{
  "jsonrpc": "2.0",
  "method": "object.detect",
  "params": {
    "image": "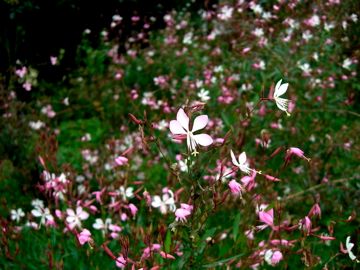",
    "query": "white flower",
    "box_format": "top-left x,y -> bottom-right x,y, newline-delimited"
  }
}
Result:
298,62 -> 312,74
118,186 -> 134,201
350,14 -> 358,23
183,32 -> 193,45
29,120 -> 45,130
93,218 -> 112,231
346,236 -> 359,262
250,4 -> 263,14
10,208 -> 25,223
197,89 -> 210,102
169,108 -> 213,156
342,58 -> 352,70
264,249 -> 273,265
31,207 -> 54,225
230,150 -> 251,174
273,79 -> 290,116
31,199 -> 44,209
253,28 -> 264,37
66,207 -> 89,229
151,190 -> 176,214
218,6 -> 233,21
302,30 -> 313,41
324,22 -> 335,32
